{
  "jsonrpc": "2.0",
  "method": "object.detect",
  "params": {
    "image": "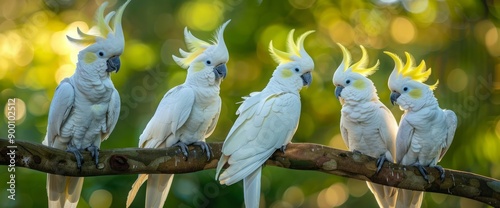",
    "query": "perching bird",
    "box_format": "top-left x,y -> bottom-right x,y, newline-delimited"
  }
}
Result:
126,20 -> 231,208
215,29 -> 314,208
384,51 -> 457,208
42,1 -> 129,207
332,44 -> 398,208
